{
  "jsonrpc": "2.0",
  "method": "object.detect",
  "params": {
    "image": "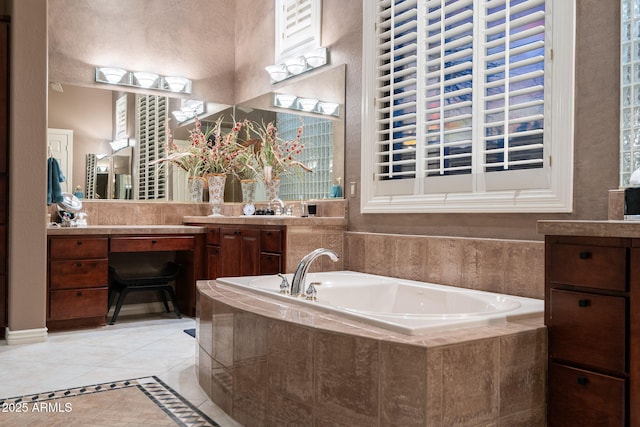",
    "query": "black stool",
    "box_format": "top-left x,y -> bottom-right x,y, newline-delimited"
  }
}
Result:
108,262 -> 182,325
